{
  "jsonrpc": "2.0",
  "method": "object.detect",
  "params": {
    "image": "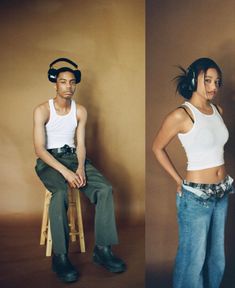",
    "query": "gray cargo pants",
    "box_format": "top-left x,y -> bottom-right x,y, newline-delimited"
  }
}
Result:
35,152 -> 118,254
